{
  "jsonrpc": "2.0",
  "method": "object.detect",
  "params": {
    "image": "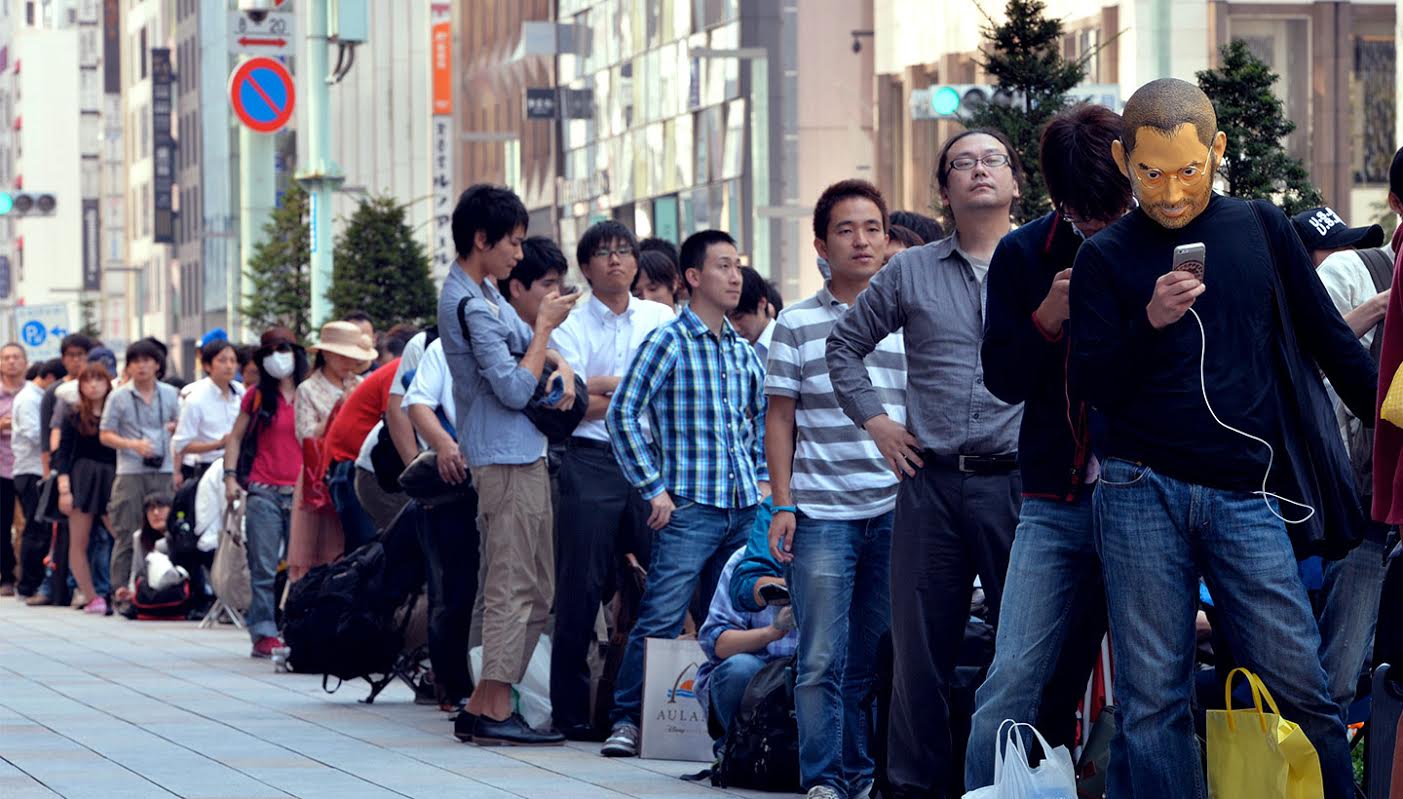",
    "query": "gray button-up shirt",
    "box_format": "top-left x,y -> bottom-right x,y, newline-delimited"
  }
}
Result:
826,236 -> 1022,455
437,264 -> 546,468
100,381 -> 180,475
